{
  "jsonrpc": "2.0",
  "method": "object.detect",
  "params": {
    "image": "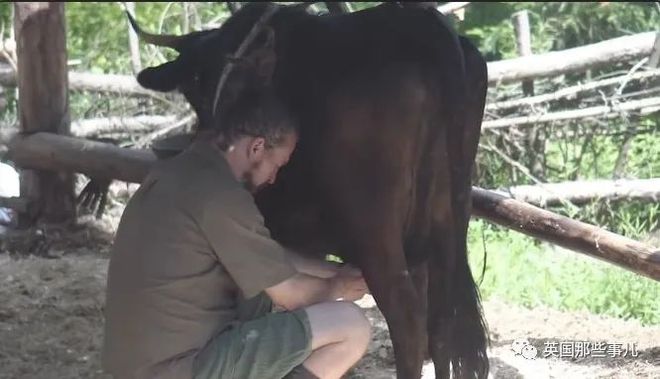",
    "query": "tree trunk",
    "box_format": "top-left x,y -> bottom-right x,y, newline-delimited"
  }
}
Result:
14,2 -> 75,226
